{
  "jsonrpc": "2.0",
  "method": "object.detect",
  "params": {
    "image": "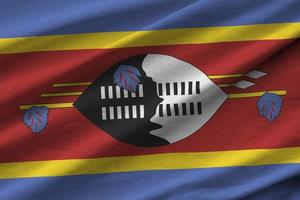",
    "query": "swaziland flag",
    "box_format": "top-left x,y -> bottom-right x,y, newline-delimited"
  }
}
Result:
1,0 -> 300,199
